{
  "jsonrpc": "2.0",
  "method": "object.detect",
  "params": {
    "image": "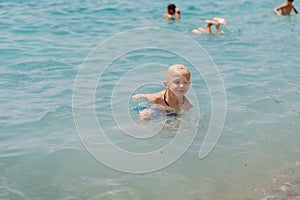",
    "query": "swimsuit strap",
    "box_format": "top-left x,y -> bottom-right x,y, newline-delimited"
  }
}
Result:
163,89 -> 169,107
163,89 -> 185,107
